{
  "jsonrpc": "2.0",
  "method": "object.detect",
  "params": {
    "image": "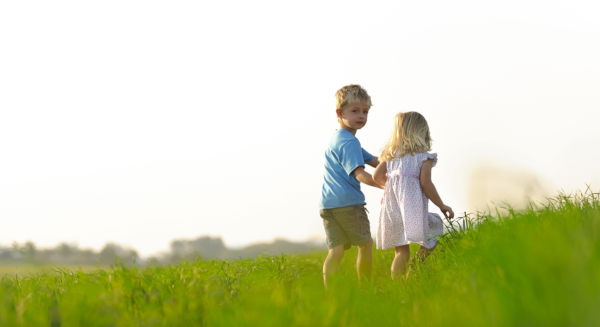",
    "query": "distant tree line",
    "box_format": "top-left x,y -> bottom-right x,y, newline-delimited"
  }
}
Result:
0,241 -> 139,266
1,236 -> 326,266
